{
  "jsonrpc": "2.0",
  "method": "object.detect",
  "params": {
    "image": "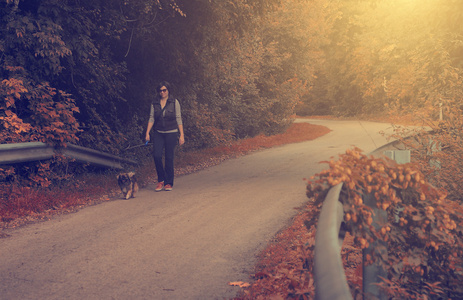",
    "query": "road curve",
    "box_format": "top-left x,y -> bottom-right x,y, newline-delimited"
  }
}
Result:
1,119 -> 397,300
